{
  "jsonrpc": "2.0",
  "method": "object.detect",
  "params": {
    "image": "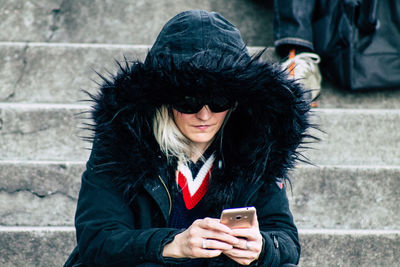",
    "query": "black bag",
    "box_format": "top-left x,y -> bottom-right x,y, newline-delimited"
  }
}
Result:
314,0 -> 400,91
64,246 -> 85,267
